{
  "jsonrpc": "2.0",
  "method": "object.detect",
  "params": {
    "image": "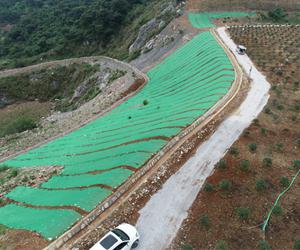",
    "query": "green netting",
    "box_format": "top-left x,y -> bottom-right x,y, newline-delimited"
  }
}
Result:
6,186 -> 112,211
0,204 -> 81,240
189,12 -> 256,29
42,168 -> 133,189
0,31 -> 236,238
